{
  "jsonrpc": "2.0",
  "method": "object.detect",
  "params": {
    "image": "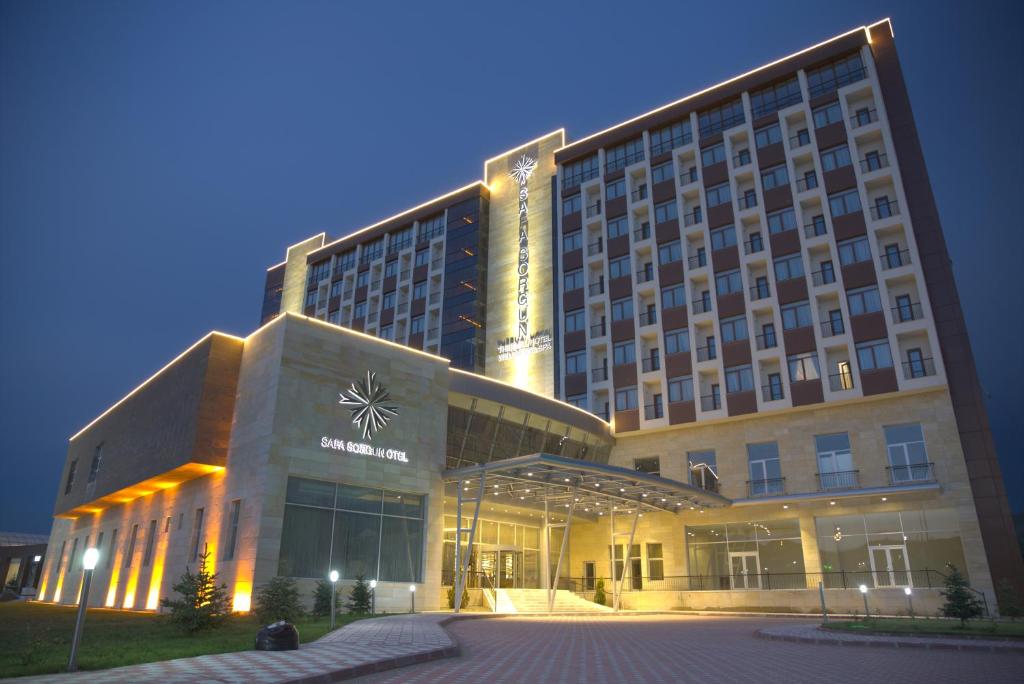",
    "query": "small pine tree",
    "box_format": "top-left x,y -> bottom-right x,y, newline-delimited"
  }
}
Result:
447,584 -> 470,609
593,578 -> 607,606
940,563 -> 983,627
254,576 -> 303,624
347,574 -> 372,614
312,579 -> 340,618
996,578 -> 1022,621
160,548 -> 232,633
